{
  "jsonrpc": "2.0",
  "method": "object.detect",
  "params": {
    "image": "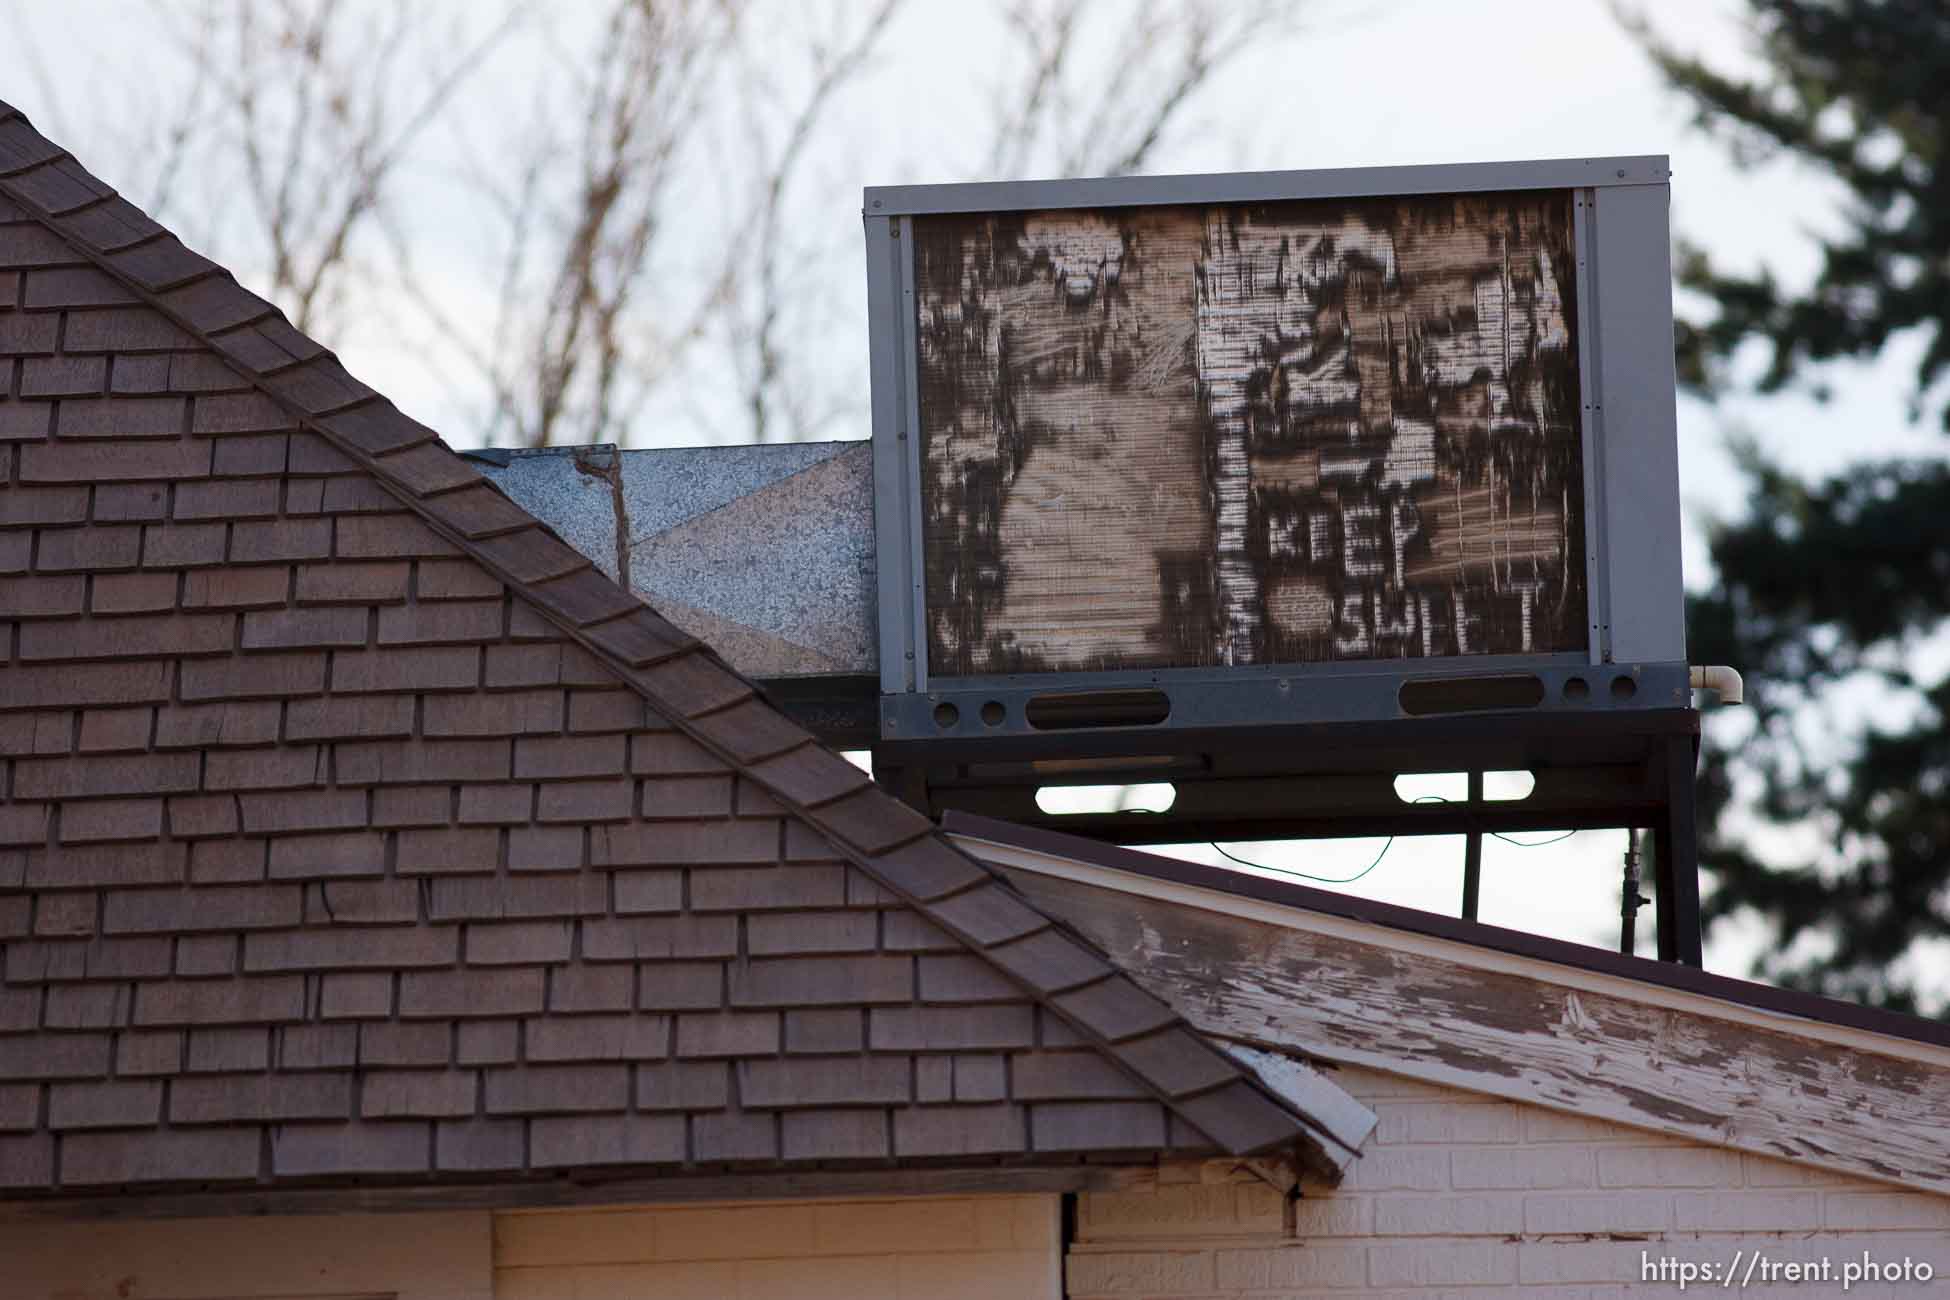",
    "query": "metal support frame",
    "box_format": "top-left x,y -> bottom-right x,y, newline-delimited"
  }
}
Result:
874,708 -> 1704,967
